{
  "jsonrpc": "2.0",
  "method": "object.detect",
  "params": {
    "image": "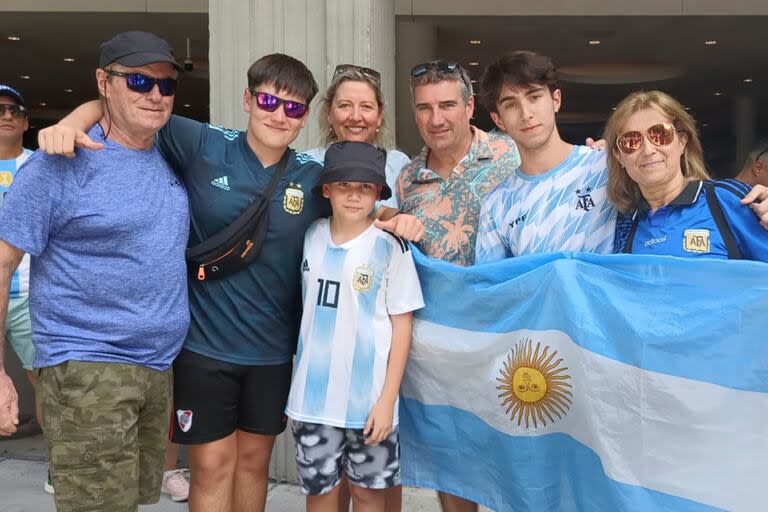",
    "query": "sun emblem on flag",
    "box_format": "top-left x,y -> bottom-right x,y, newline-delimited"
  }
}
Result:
496,338 -> 573,428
